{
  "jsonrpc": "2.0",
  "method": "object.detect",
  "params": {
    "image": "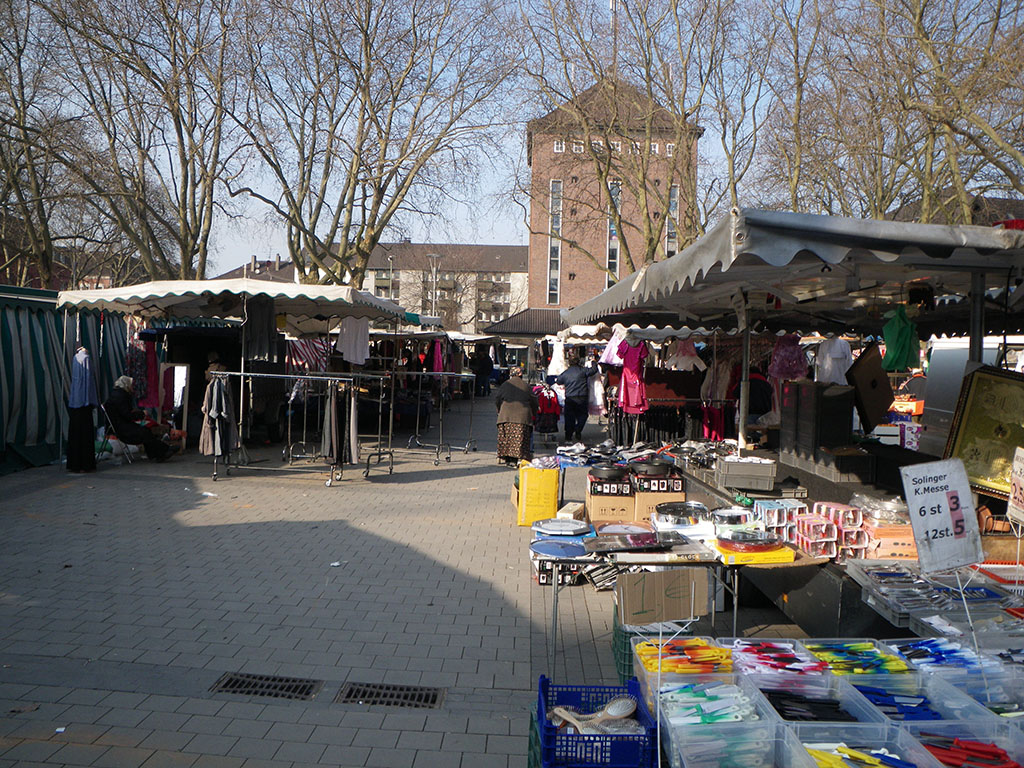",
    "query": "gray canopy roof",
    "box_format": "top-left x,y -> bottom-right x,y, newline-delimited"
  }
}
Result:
564,209 -> 1024,332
